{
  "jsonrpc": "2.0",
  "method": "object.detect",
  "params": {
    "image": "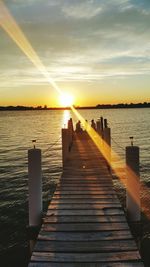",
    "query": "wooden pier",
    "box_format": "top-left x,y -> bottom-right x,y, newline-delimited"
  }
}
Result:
28,131 -> 143,266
